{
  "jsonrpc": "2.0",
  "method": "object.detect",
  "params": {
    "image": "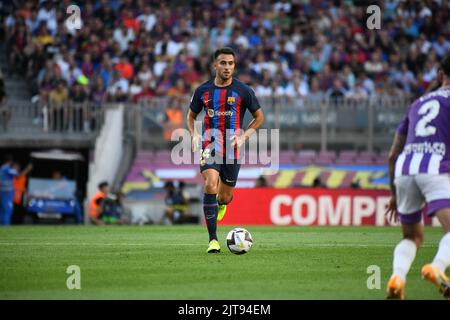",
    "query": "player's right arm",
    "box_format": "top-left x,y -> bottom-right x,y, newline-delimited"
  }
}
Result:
187,88 -> 203,152
186,109 -> 201,152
